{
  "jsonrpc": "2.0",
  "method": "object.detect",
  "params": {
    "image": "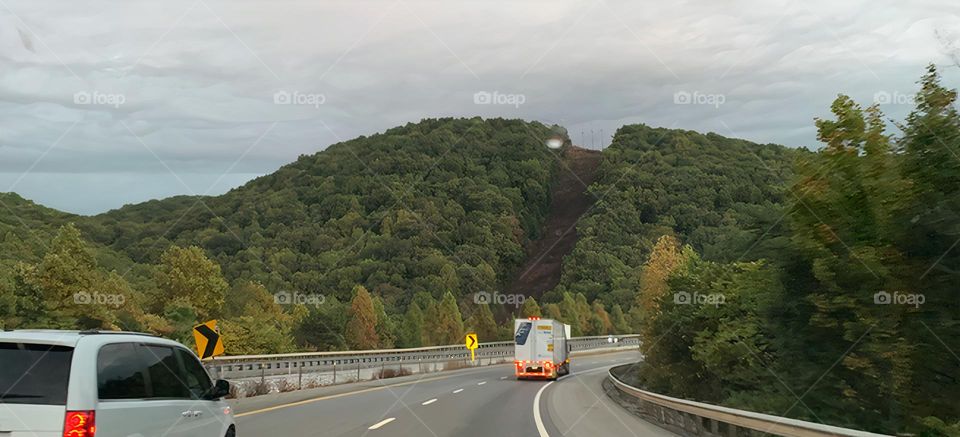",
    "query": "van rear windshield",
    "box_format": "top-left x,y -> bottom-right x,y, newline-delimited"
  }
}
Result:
0,343 -> 73,405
